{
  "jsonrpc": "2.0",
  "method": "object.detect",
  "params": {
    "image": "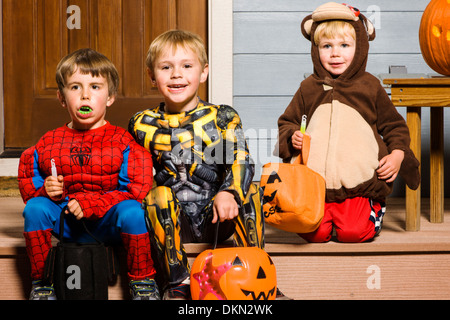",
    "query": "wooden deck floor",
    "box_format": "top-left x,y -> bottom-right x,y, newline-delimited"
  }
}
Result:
1,196 -> 450,300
